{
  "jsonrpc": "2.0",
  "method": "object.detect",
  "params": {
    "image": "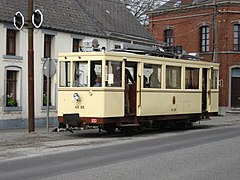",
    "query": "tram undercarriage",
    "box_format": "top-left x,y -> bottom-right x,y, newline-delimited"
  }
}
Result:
58,112 -> 205,134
